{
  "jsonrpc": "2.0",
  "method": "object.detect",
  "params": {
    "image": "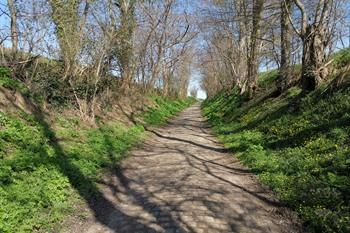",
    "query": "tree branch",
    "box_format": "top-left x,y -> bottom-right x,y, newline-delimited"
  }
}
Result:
293,0 -> 307,35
